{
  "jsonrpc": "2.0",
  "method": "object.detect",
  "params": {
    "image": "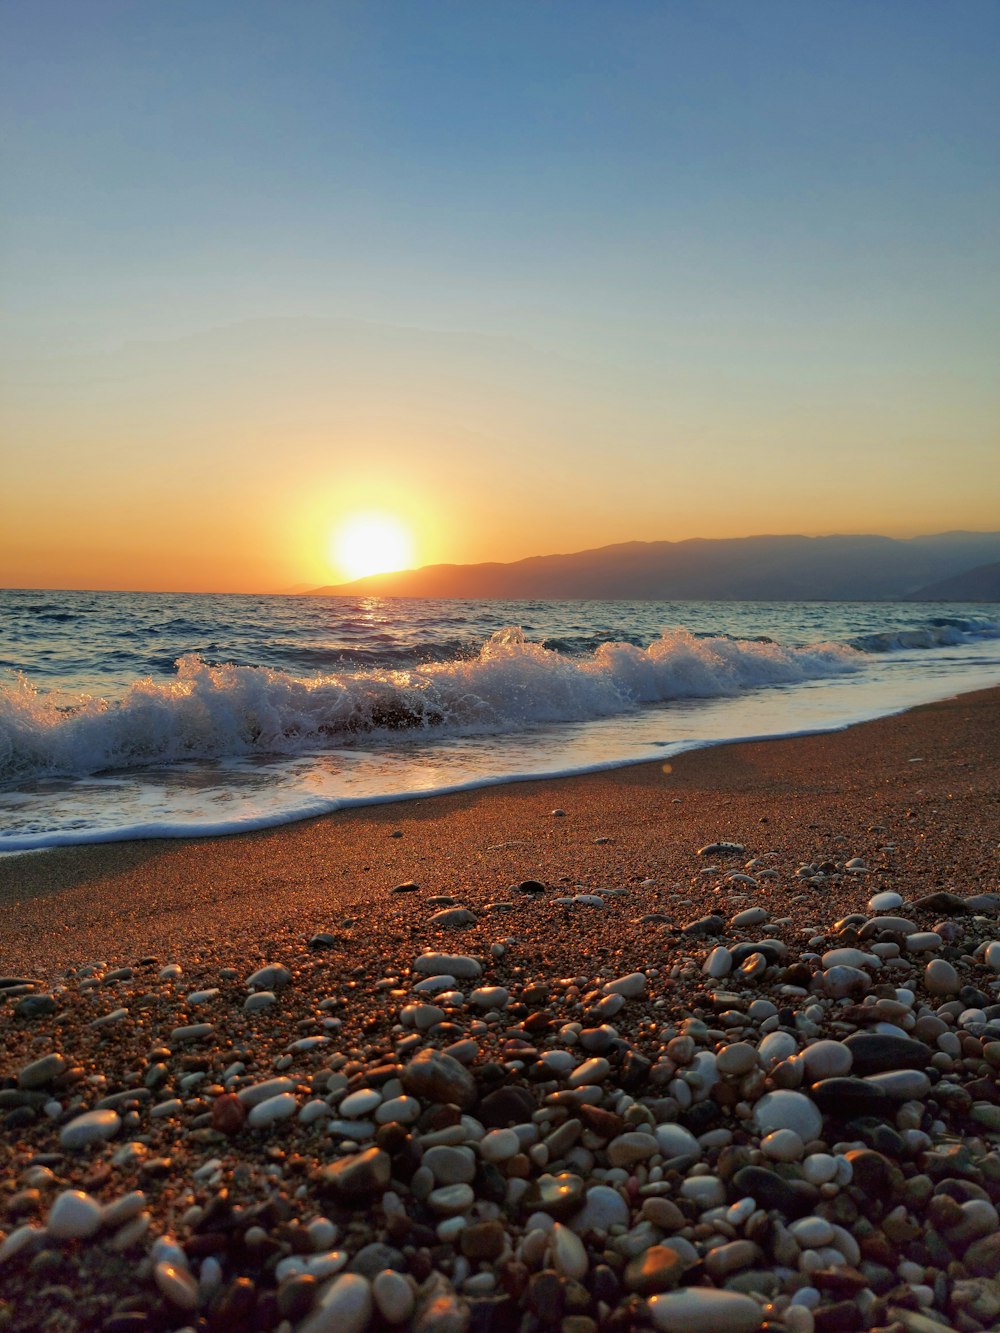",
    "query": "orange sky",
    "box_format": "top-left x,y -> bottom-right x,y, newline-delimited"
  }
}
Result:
3,6 -> 998,593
